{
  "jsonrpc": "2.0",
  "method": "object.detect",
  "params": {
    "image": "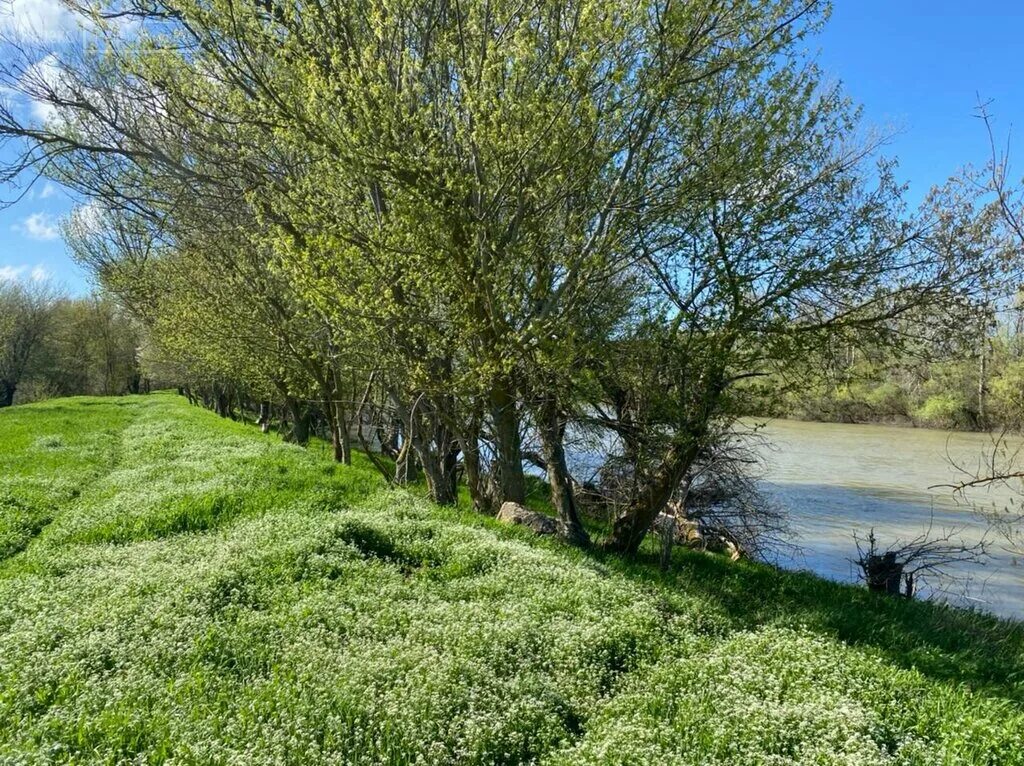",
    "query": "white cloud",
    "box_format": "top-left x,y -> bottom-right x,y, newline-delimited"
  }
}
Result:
38,180 -> 58,199
0,0 -> 84,43
12,211 -> 60,240
20,53 -> 64,123
69,199 -> 104,234
0,263 -> 53,282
